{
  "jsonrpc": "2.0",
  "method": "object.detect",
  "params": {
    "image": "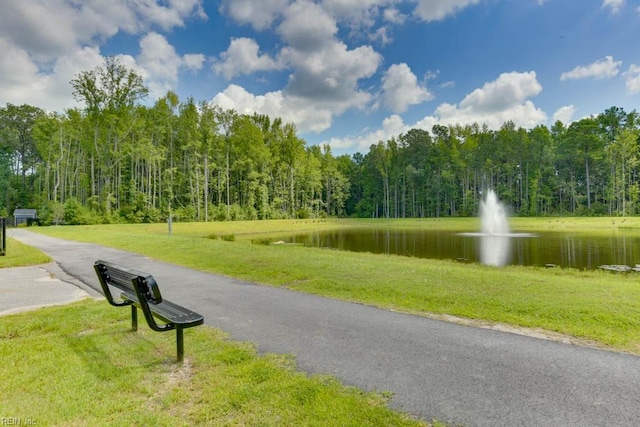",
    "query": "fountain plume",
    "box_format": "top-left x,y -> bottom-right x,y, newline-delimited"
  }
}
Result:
480,190 -> 509,235
458,190 -> 534,266
478,189 -> 510,266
